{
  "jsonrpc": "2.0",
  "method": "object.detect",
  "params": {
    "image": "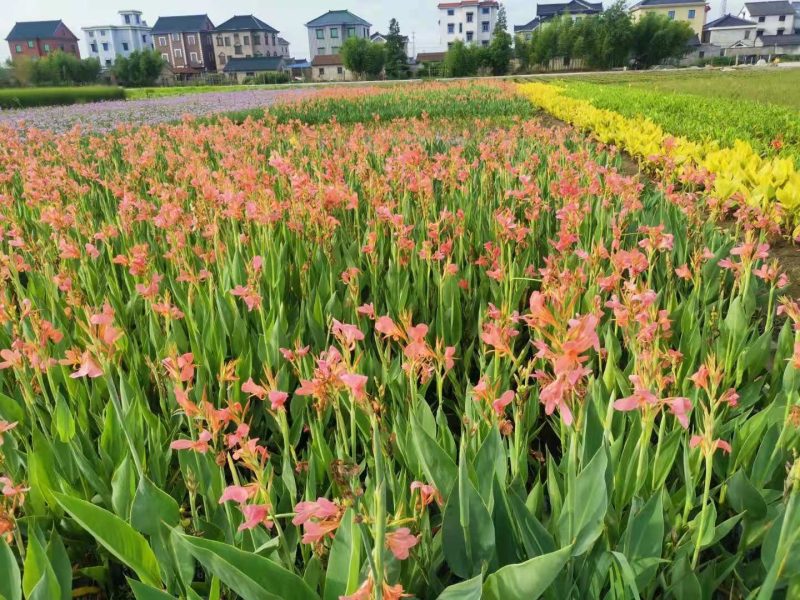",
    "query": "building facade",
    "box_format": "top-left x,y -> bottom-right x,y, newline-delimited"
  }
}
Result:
311,54 -> 352,81
514,1 -> 603,38
305,10 -> 371,59
6,20 -> 80,59
629,0 -> 709,35
738,1 -> 796,37
438,1 -> 499,48
222,56 -> 288,82
82,10 -> 153,69
212,15 -> 284,71
151,15 -> 216,76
